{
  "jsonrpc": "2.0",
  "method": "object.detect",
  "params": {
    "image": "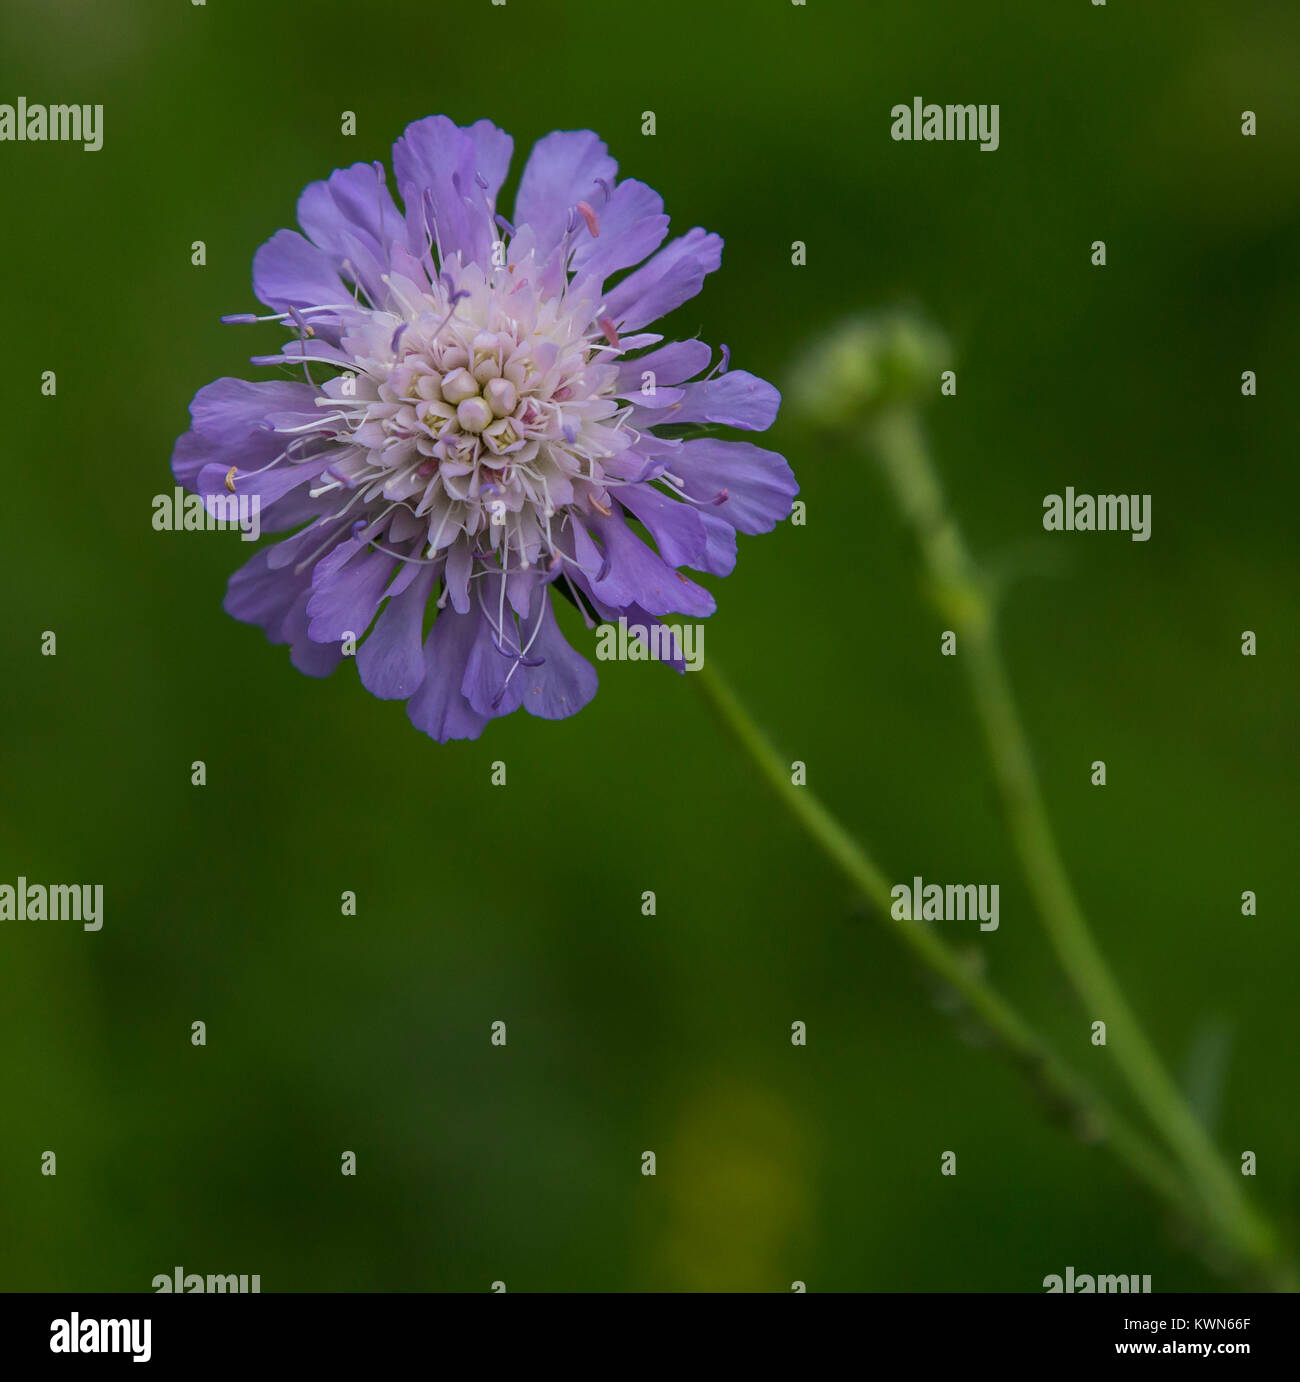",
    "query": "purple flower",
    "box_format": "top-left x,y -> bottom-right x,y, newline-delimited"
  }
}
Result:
173,116 -> 797,741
